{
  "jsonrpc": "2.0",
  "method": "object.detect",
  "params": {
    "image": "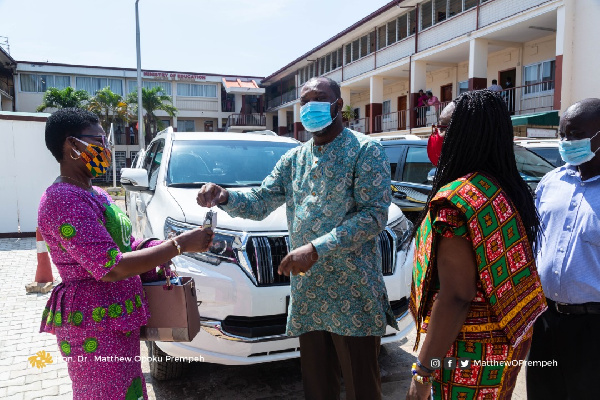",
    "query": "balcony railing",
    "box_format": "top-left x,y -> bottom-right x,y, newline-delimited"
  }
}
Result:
226,113 -> 266,128
501,81 -> 554,116
374,110 -> 408,133
267,89 -> 298,110
344,117 -> 370,134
